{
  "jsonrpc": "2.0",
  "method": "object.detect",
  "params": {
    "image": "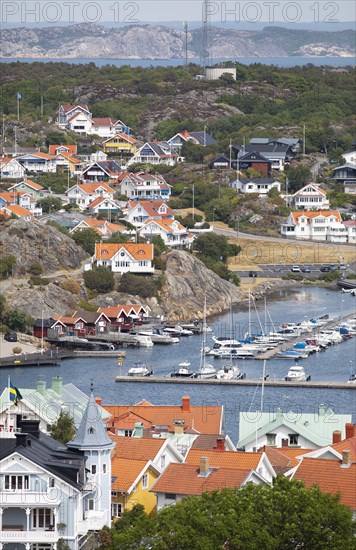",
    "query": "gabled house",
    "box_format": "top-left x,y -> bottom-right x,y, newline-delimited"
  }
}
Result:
343,220 -> 356,243
123,199 -> 174,228
210,155 -> 231,169
93,242 -> 154,274
127,141 -> 179,167
57,103 -> 92,128
66,111 -> 93,135
104,396 -> 225,437
237,405 -> 352,452
66,182 -> 115,208
48,144 -> 78,156
103,132 -> 138,157
0,190 -> 42,217
91,118 -> 125,139
49,311 -> 112,337
168,130 -> 216,150
8,179 -> 44,198
250,137 -> 301,153
287,183 -> 330,210
87,196 -> 122,215
280,210 -> 347,242
232,177 -> 281,196
232,144 -> 293,171
232,150 -> 272,176
151,457 -> 267,510
16,152 -> 58,173
118,171 -> 172,200
1,204 -> 33,220
0,155 -> 26,179
97,304 -> 150,331
81,160 -> 121,182
55,151 -> 84,176
70,218 -> 127,238
138,218 -> 193,248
